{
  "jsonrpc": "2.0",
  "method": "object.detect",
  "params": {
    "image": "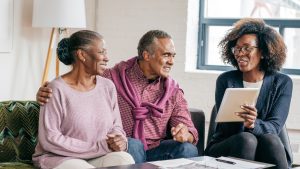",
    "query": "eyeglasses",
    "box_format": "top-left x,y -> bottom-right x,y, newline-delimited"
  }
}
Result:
231,46 -> 258,55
